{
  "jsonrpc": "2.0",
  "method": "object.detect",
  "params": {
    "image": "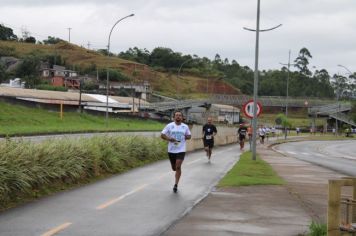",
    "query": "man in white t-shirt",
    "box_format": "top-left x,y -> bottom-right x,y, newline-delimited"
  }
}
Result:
161,111 -> 192,193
